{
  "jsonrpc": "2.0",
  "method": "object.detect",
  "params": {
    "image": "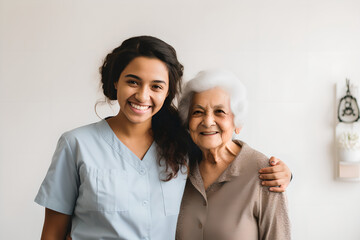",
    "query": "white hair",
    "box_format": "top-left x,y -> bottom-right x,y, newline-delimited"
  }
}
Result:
178,69 -> 248,128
